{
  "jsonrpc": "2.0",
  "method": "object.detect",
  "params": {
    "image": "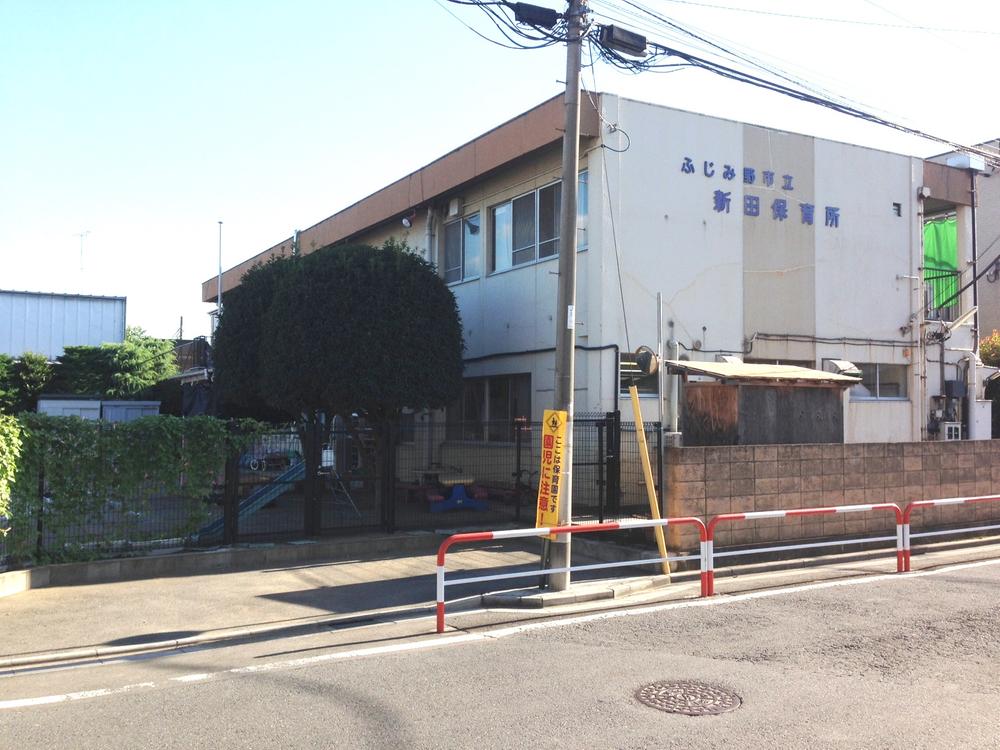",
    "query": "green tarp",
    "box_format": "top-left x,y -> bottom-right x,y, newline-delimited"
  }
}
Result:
924,217 -> 958,309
